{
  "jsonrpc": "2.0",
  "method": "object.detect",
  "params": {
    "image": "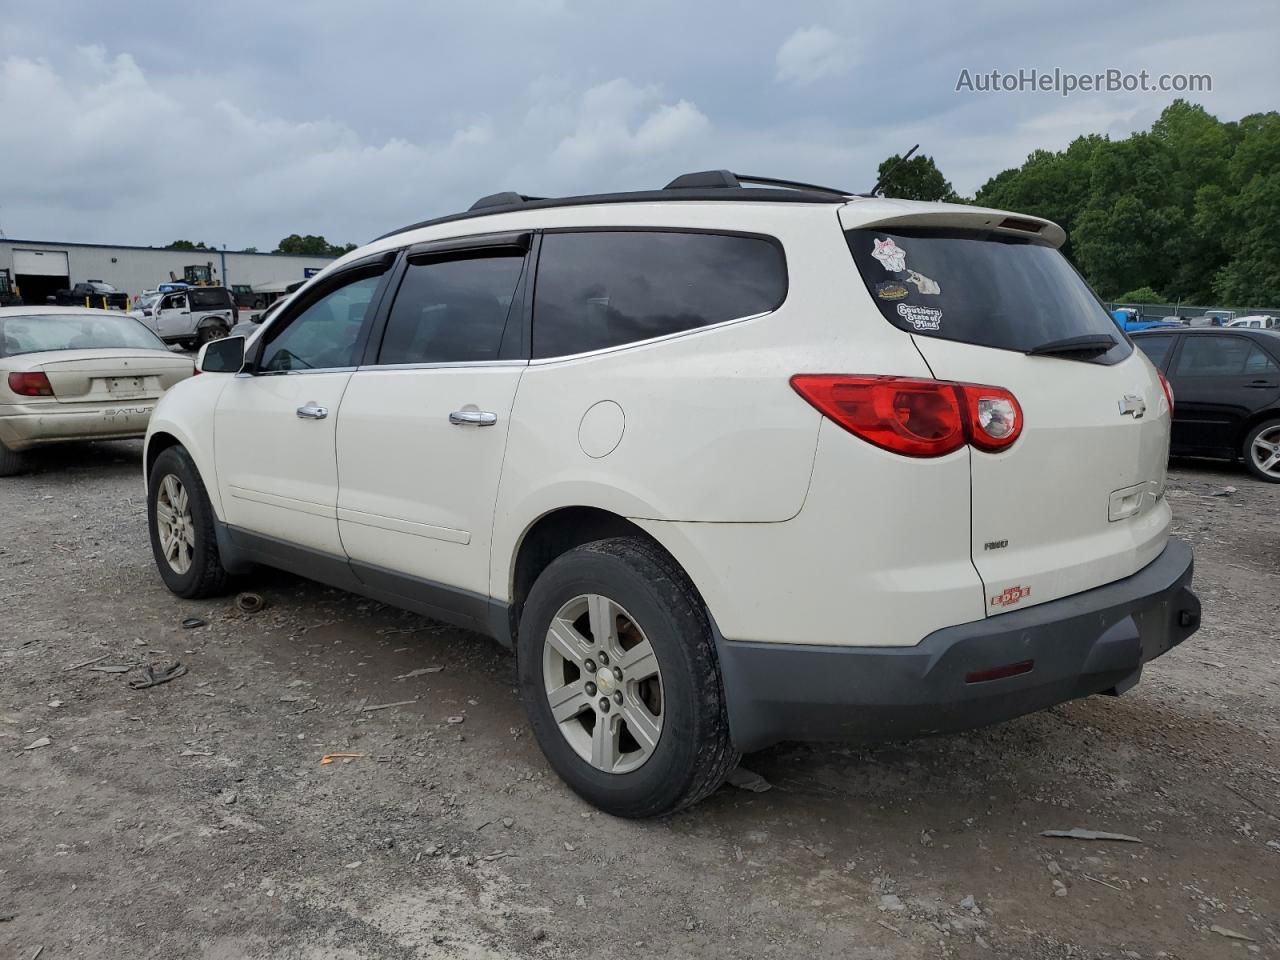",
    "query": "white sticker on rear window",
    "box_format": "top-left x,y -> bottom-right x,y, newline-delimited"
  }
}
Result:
897,303 -> 942,331
906,270 -> 941,295
871,237 -> 907,273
